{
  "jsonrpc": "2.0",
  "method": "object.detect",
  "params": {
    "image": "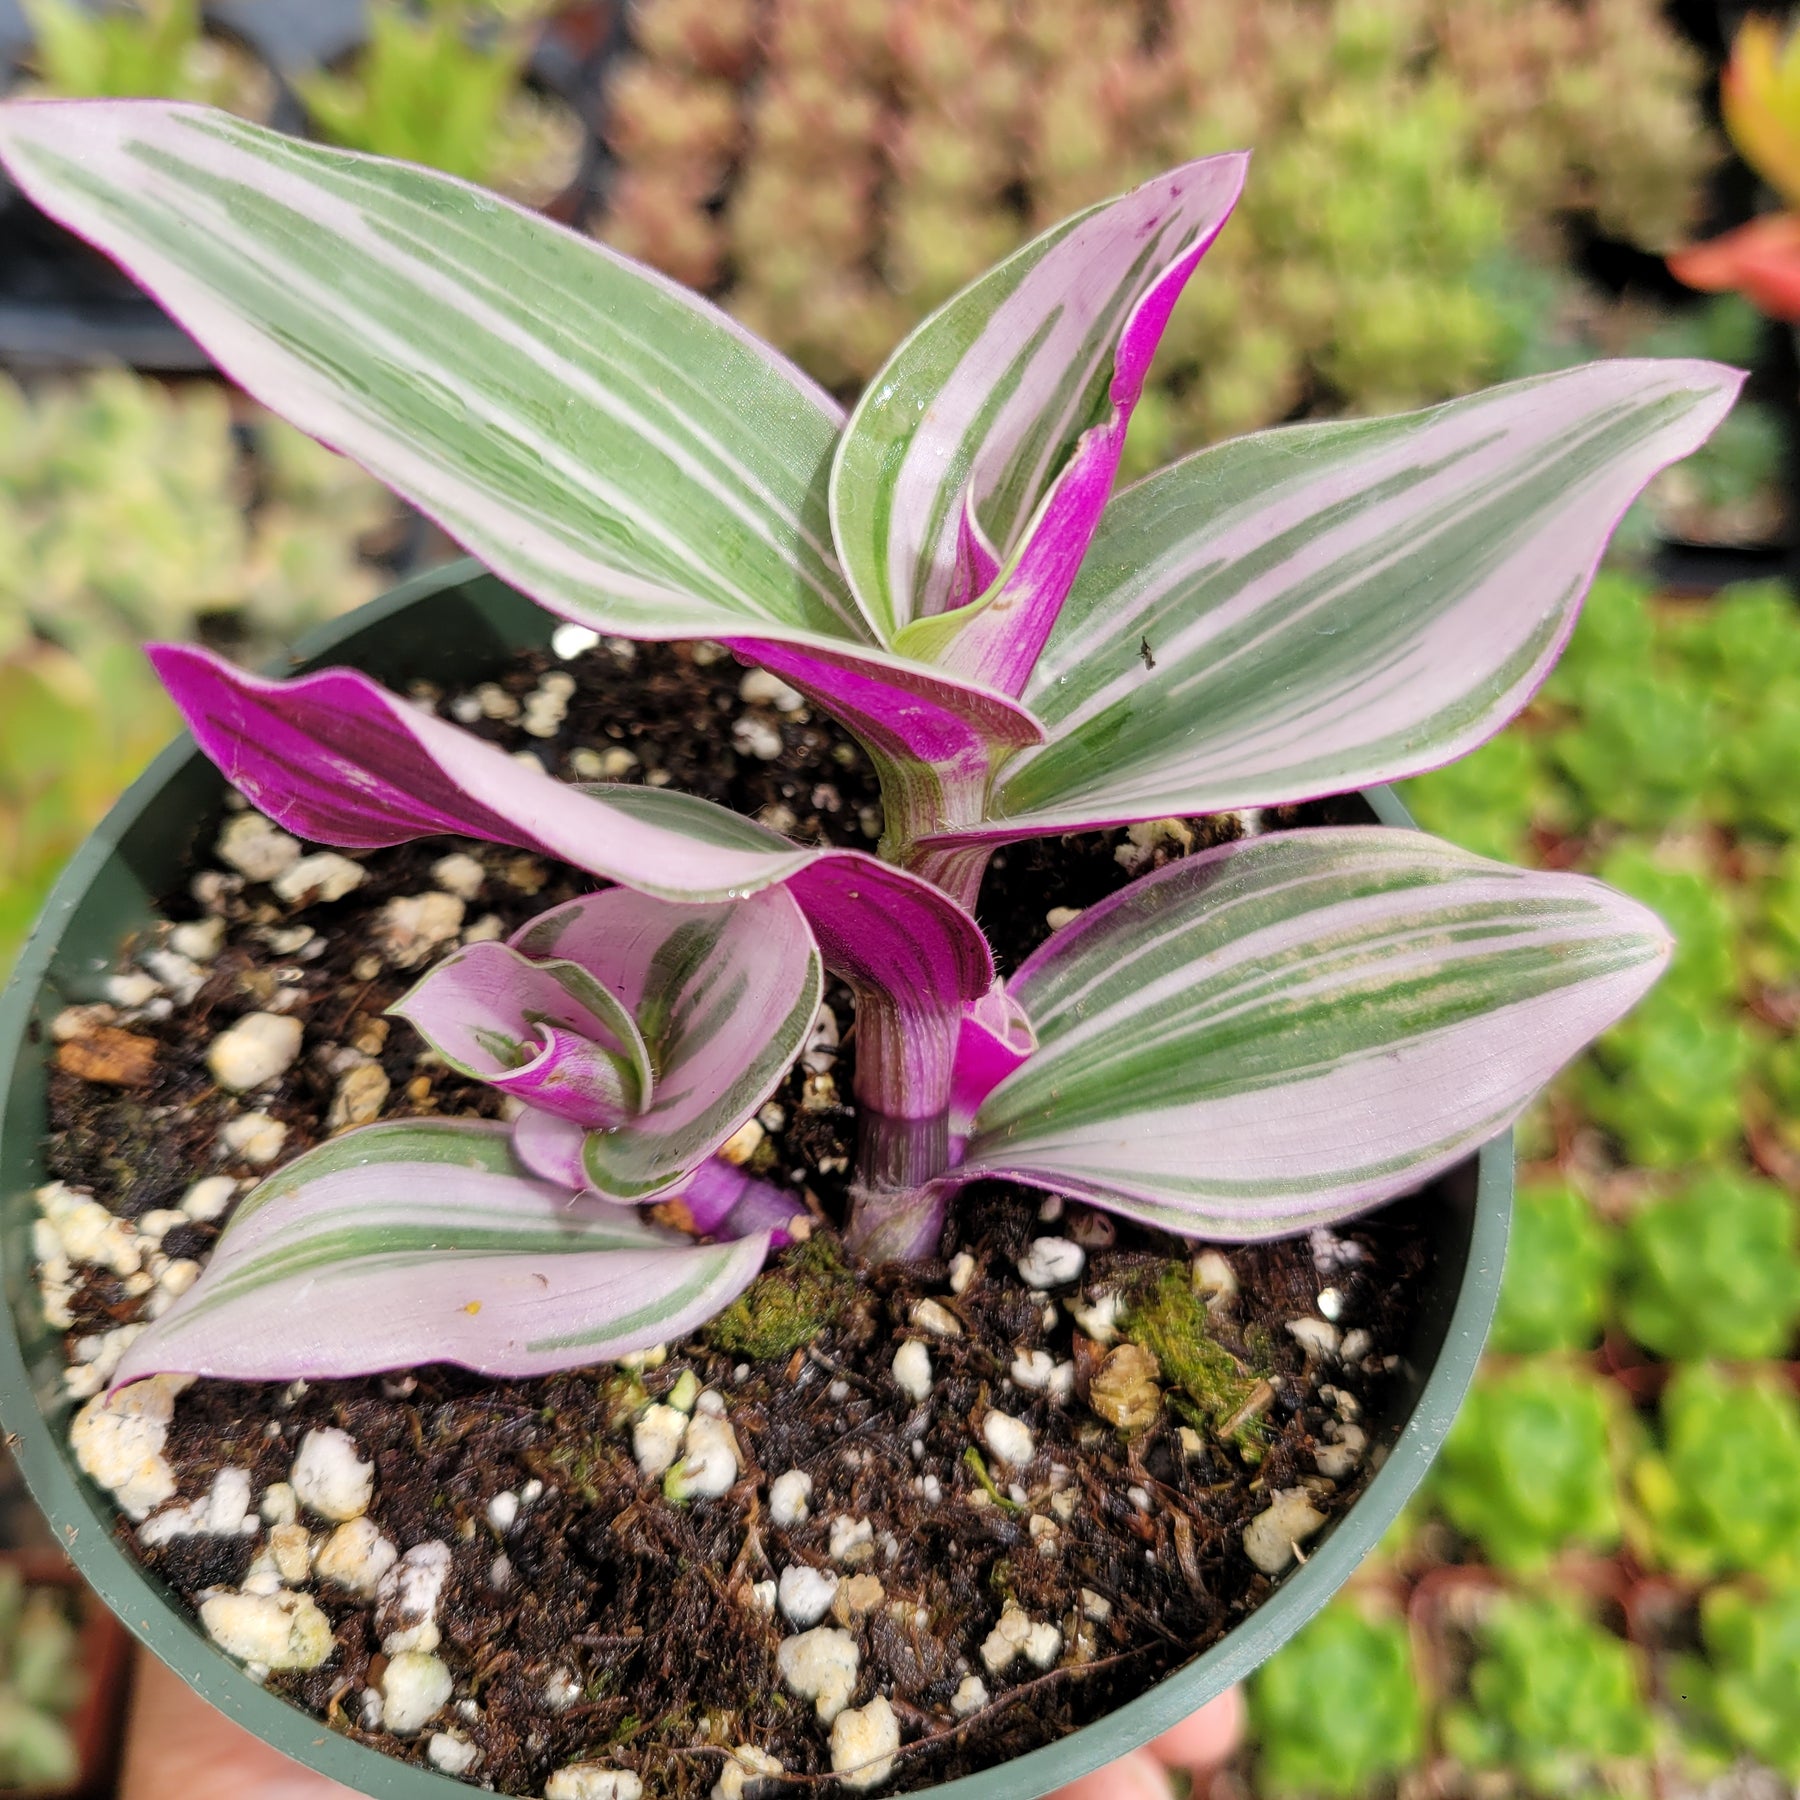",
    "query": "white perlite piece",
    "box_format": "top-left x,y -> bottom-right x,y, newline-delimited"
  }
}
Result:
738,669 -> 806,711
201,1590 -> 333,1671
952,1675 -> 989,1718
70,1375 -> 189,1520
379,892 -> 466,968
891,1340 -> 932,1402
37,1182 -> 140,1275
427,1734 -> 479,1776
328,1063 -> 390,1132
258,1480 -> 298,1526
1067,1291 -> 1122,1345
138,1468 -> 254,1546
777,1565 -> 839,1627
272,852 -> 366,906
712,1745 -> 783,1800
667,1412 -> 739,1500
982,1411 -> 1035,1469
207,1012 -> 303,1093
1044,906 -> 1083,932
217,811 -> 300,883
829,1515 -> 874,1565
911,1299 -> 961,1338
217,1112 -> 287,1165
1286,1317 -> 1341,1360
1011,1349 -> 1055,1391
1193,1251 -> 1238,1307
732,716 -> 783,761
1243,1490 -> 1329,1576
431,853 -> 486,900
777,1626 -> 860,1723
545,1770 -> 643,1800
634,1404 -> 688,1478
551,622 -> 601,660
831,1695 -> 900,1790
1016,1237 -> 1085,1288
314,1517 -> 399,1597
487,1491 -> 520,1533
769,1469 -> 812,1528
290,1427 -> 374,1521
64,1324 -> 145,1400
270,1524 -> 312,1586
981,1602 -> 1061,1675
169,916 -> 225,962
182,1176 -> 239,1222
379,1541 -> 454,1654
381,1651 -> 453,1735
948,1251 -> 976,1294
1314,1424 -> 1369,1482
